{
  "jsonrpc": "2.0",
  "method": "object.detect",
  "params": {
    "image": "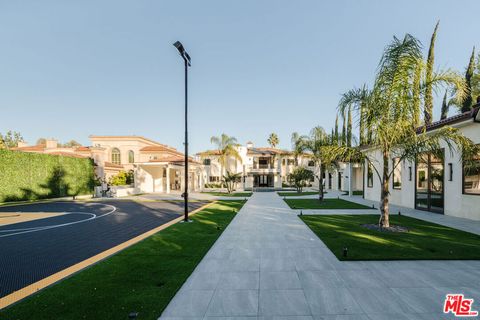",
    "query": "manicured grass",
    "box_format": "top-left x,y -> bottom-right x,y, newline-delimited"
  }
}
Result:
300,214 -> 480,260
277,191 -> 326,197
284,198 -> 370,209
0,200 -> 245,320
202,191 -> 252,197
